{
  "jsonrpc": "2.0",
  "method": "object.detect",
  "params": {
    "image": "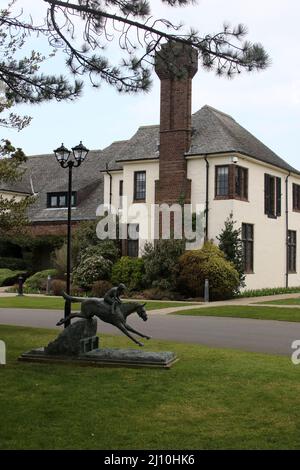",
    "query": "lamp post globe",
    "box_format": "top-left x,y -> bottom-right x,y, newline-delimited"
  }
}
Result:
53,141 -> 89,327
